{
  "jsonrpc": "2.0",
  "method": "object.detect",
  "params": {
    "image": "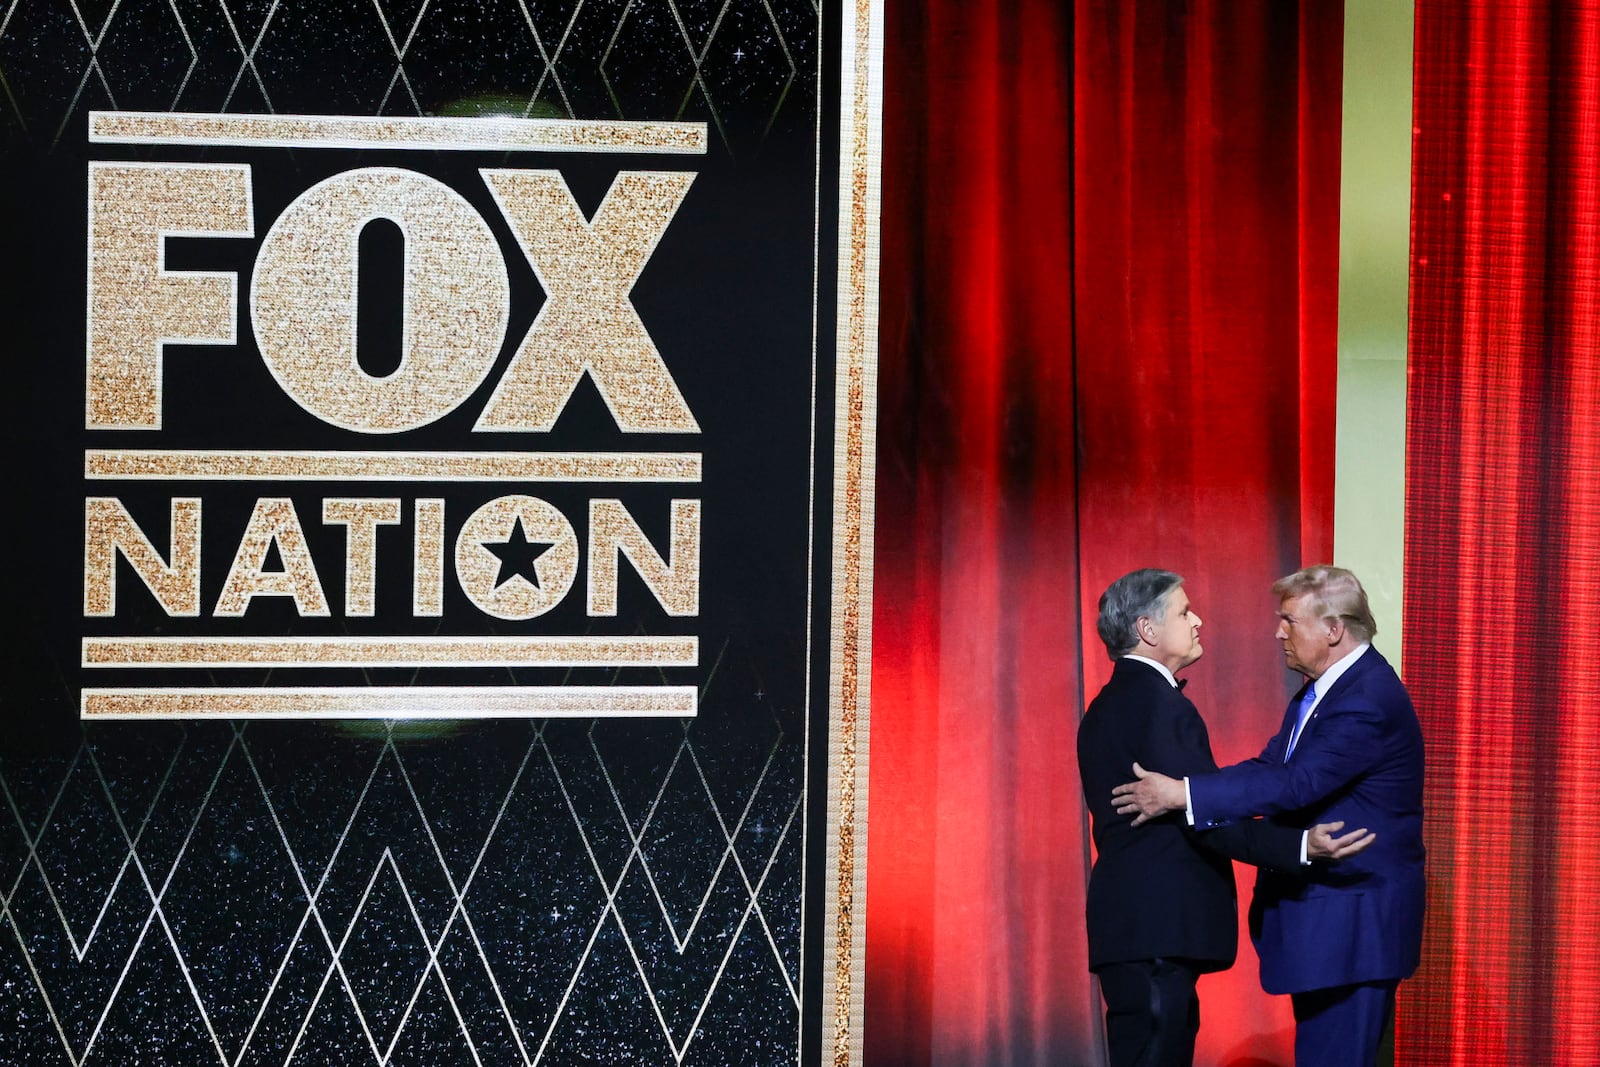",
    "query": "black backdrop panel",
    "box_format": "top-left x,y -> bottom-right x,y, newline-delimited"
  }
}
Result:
0,3 -> 843,1064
